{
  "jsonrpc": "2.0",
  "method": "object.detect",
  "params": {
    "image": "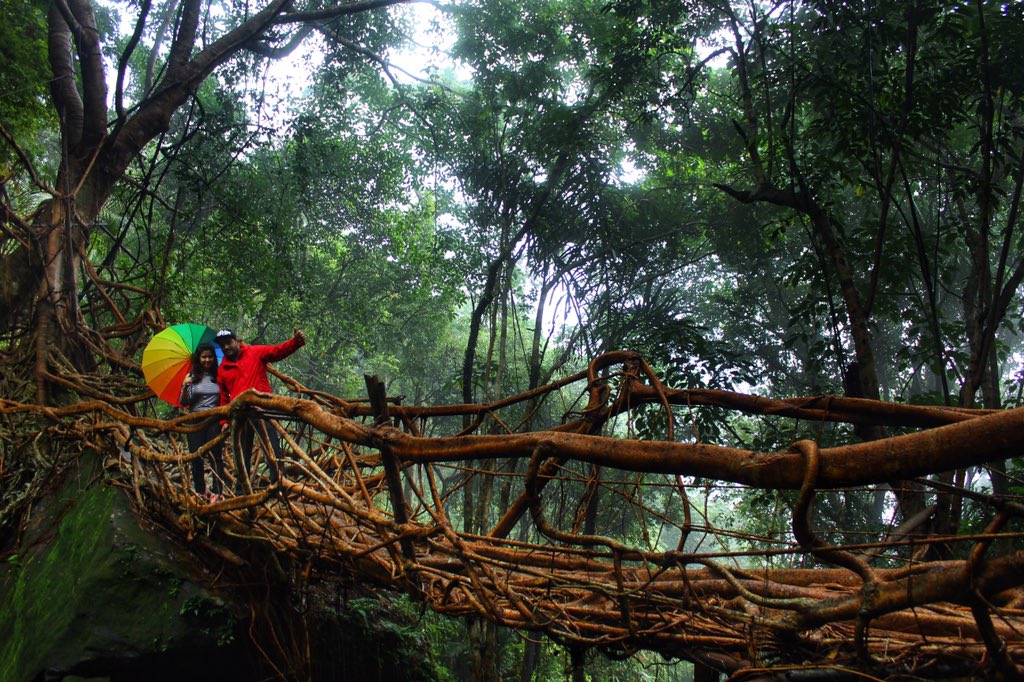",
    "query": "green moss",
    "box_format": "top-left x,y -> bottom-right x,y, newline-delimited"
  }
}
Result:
0,471 -> 234,682
0,483 -> 116,682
